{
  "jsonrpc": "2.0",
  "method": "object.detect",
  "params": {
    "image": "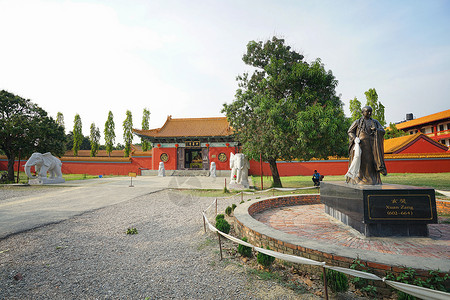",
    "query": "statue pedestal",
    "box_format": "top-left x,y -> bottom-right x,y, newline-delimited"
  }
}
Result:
28,178 -> 65,185
229,182 -> 249,190
320,182 -> 437,237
